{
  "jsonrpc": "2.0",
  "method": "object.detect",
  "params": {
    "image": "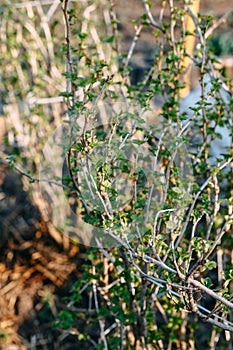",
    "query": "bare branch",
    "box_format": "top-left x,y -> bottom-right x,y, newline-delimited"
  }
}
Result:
205,6 -> 233,39
142,0 -> 165,32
